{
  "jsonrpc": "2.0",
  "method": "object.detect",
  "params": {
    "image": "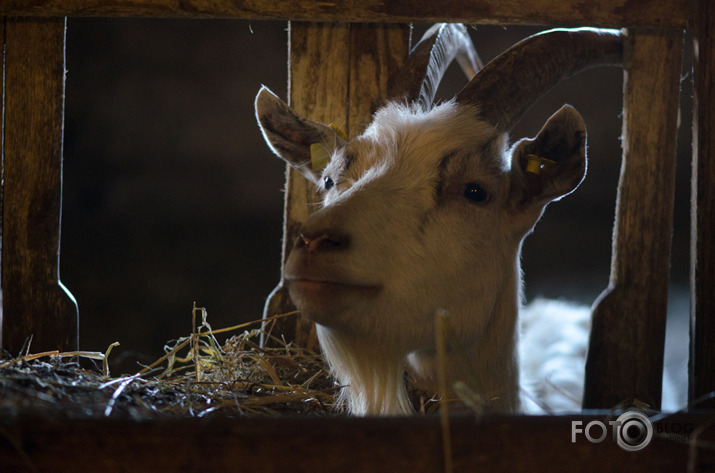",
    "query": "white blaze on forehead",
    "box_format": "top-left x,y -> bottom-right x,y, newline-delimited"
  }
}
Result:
340,101 -> 504,184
